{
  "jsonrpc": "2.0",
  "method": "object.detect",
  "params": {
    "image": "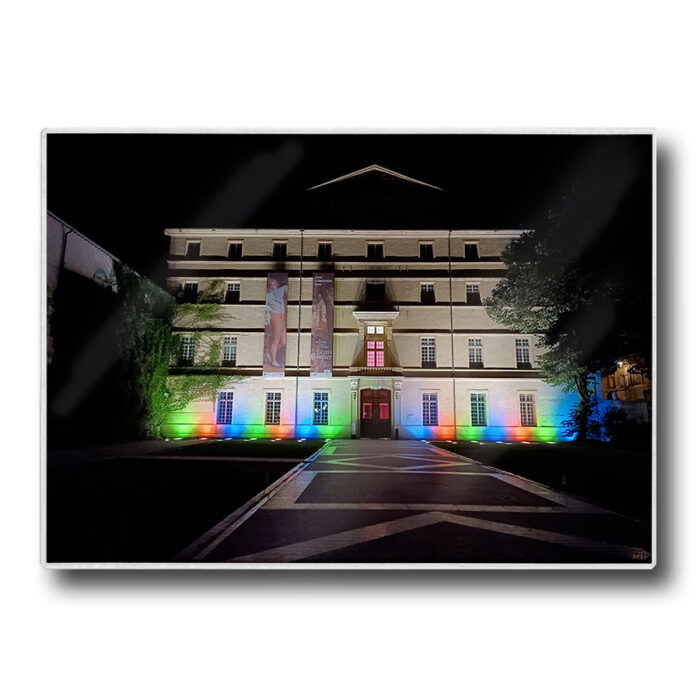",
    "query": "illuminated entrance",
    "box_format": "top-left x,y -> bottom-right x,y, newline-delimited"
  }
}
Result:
360,388 -> 392,438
